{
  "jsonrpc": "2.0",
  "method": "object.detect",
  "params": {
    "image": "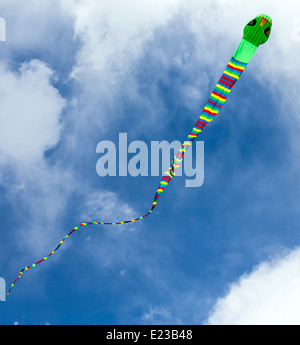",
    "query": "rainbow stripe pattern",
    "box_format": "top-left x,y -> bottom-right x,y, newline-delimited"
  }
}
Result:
6,57 -> 247,297
152,57 -> 247,207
